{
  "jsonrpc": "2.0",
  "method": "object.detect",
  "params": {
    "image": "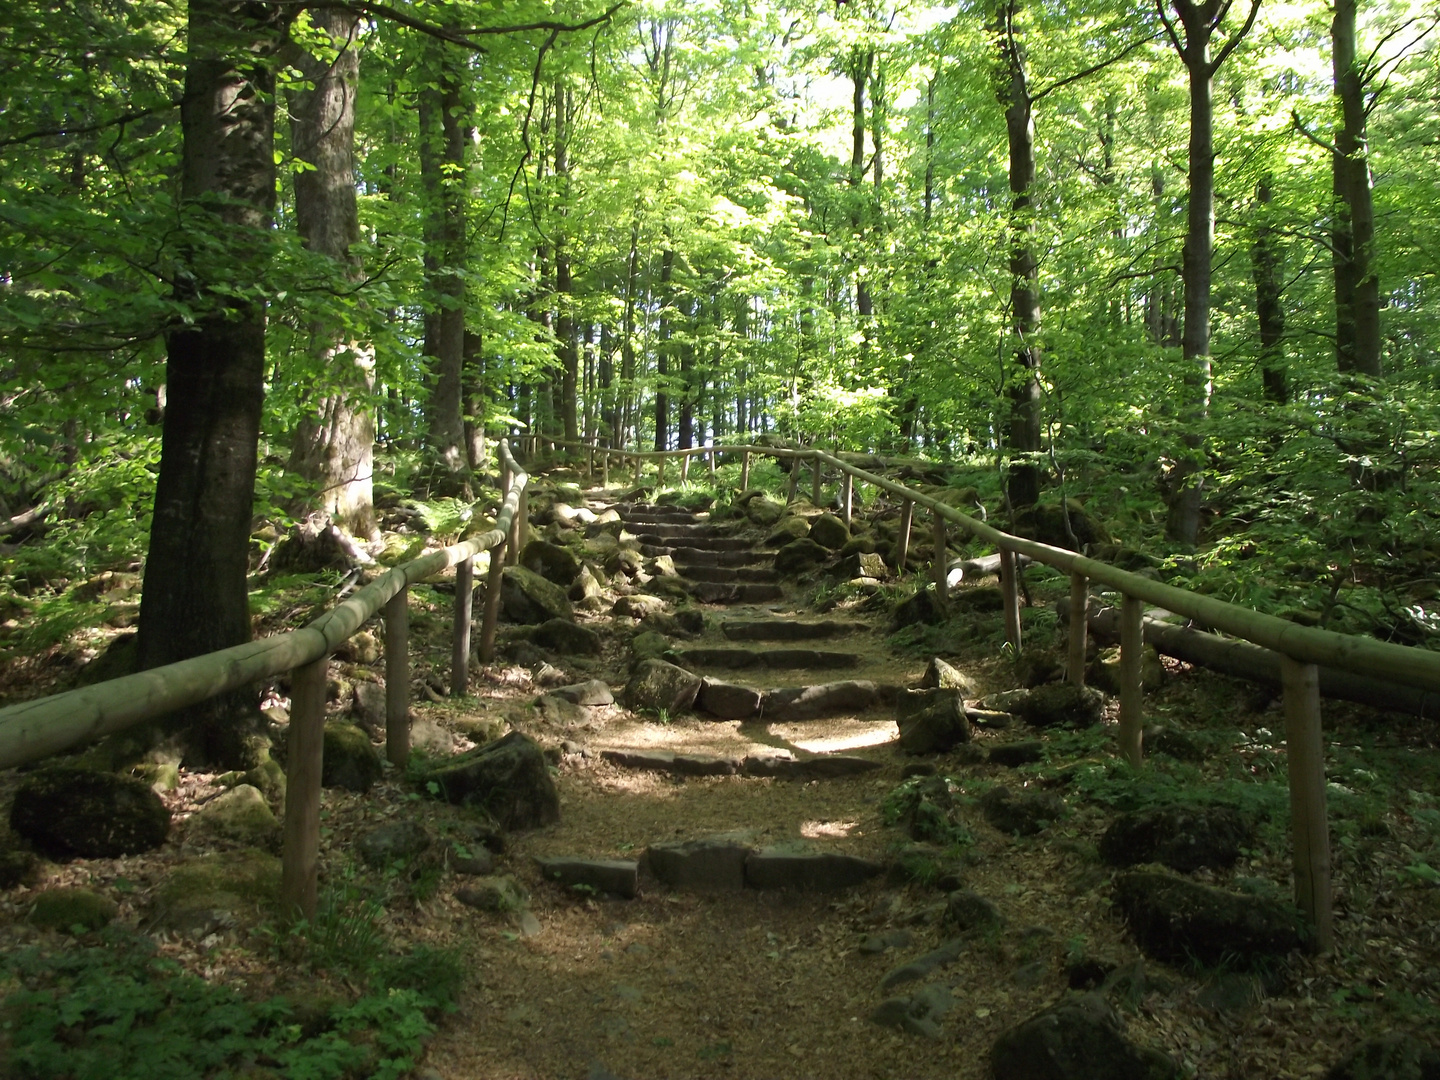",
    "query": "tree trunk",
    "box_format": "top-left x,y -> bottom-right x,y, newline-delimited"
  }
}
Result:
287,7 -> 375,537
654,247 -> 674,452
417,43 -> 469,492
996,0 -> 1042,510
1251,175 -> 1288,404
137,0 -> 286,769
620,214 -> 640,447
1332,0 -> 1382,378
553,81 -> 579,441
